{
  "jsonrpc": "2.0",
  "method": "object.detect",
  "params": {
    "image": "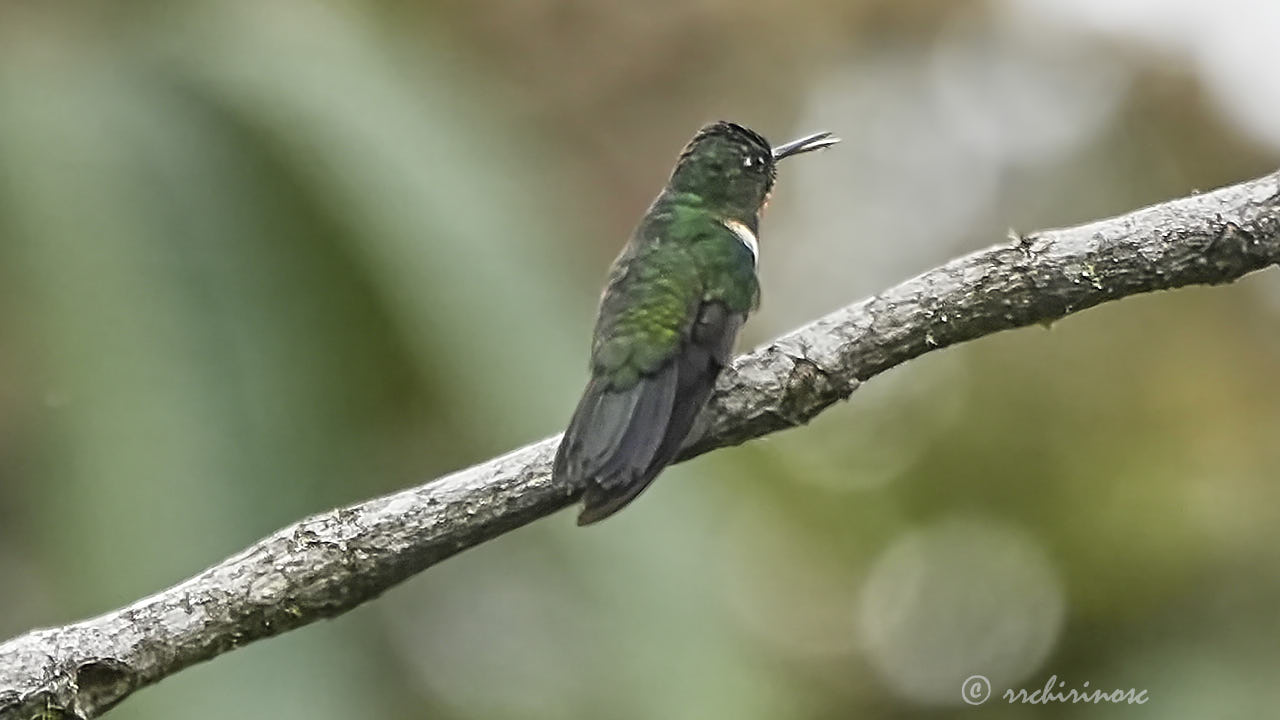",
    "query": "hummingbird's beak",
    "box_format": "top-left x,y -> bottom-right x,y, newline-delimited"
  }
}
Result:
771,131 -> 840,160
